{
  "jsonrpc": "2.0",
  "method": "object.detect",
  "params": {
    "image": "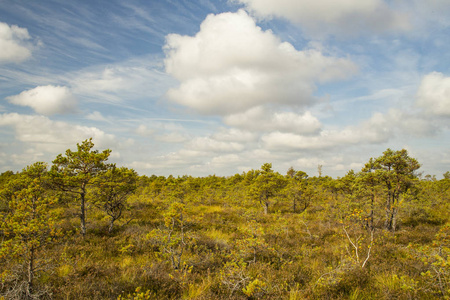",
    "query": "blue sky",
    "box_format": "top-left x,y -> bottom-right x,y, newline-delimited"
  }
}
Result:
1,0 -> 449,178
